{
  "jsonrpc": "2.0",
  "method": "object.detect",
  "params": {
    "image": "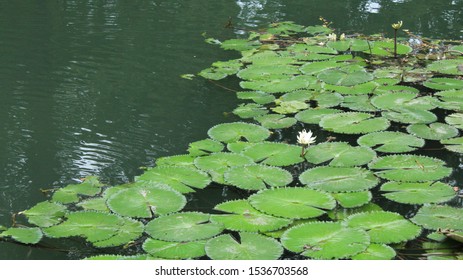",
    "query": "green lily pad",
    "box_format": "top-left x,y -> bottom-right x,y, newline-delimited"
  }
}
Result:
237,64 -> 300,80
240,75 -> 315,93
351,244 -> 396,260
221,39 -> 260,51
332,191 -> 372,208
198,68 -> 227,80
205,232 -> 283,260
281,221 -> 370,259
345,211 -> 421,244
135,166 -> 211,194
324,81 -> 377,95
382,108 -> 437,124
373,85 -> 419,95
0,227 -> 43,244
436,90 -> 463,111
295,108 -> 343,124
76,197 -> 109,212
441,137 -> 463,153
255,114 -> 297,129
242,142 -> 304,166
327,203 -> 383,221
249,188 -> 336,219
226,141 -> 256,154
272,100 -> 308,114
145,212 -> 223,242
211,199 -> 291,232
312,92 -> 344,108
380,181 -> 456,204
368,155 -> 452,182
224,164 -> 293,190
142,239 -> 206,259
233,103 -> 268,119
304,142 -> 376,167
320,112 -> 390,134
445,113 -> 463,130
107,183 -> 186,218
423,78 -> 463,90
43,211 -> 144,248
406,123 -> 459,140
20,201 -> 67,228
84,254 -> 156,260
194,152 -> 254,184
299,166 -> 379,193
366,41 -> 412,56
411,205 -> 463,231
155,154 -> 196,167
300,60 -> 342,75
187,139 -> 224,156
427,59 -> 463,75
208,122 -> 270,143
340,95 -> 379,112
371,92 -> 436,111
317,66 -> 373,86
236,91 -> 275,104
357,131 -> 425,153
52,176 -> 103,204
